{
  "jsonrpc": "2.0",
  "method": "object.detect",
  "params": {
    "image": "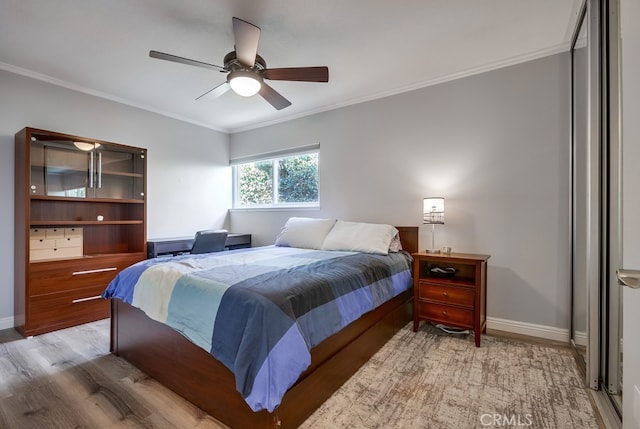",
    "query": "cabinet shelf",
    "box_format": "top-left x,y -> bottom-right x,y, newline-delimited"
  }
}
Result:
29,251 -> 147,264
31,195 -> 144,204
31,163 -> 144,178
30,198 -> 145,224
30,220 -> 144,226
101,170 -> 144,178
